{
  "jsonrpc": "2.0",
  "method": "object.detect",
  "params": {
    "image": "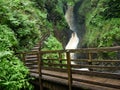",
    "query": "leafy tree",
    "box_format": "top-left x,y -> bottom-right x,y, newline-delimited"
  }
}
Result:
84,0 -> 120,47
